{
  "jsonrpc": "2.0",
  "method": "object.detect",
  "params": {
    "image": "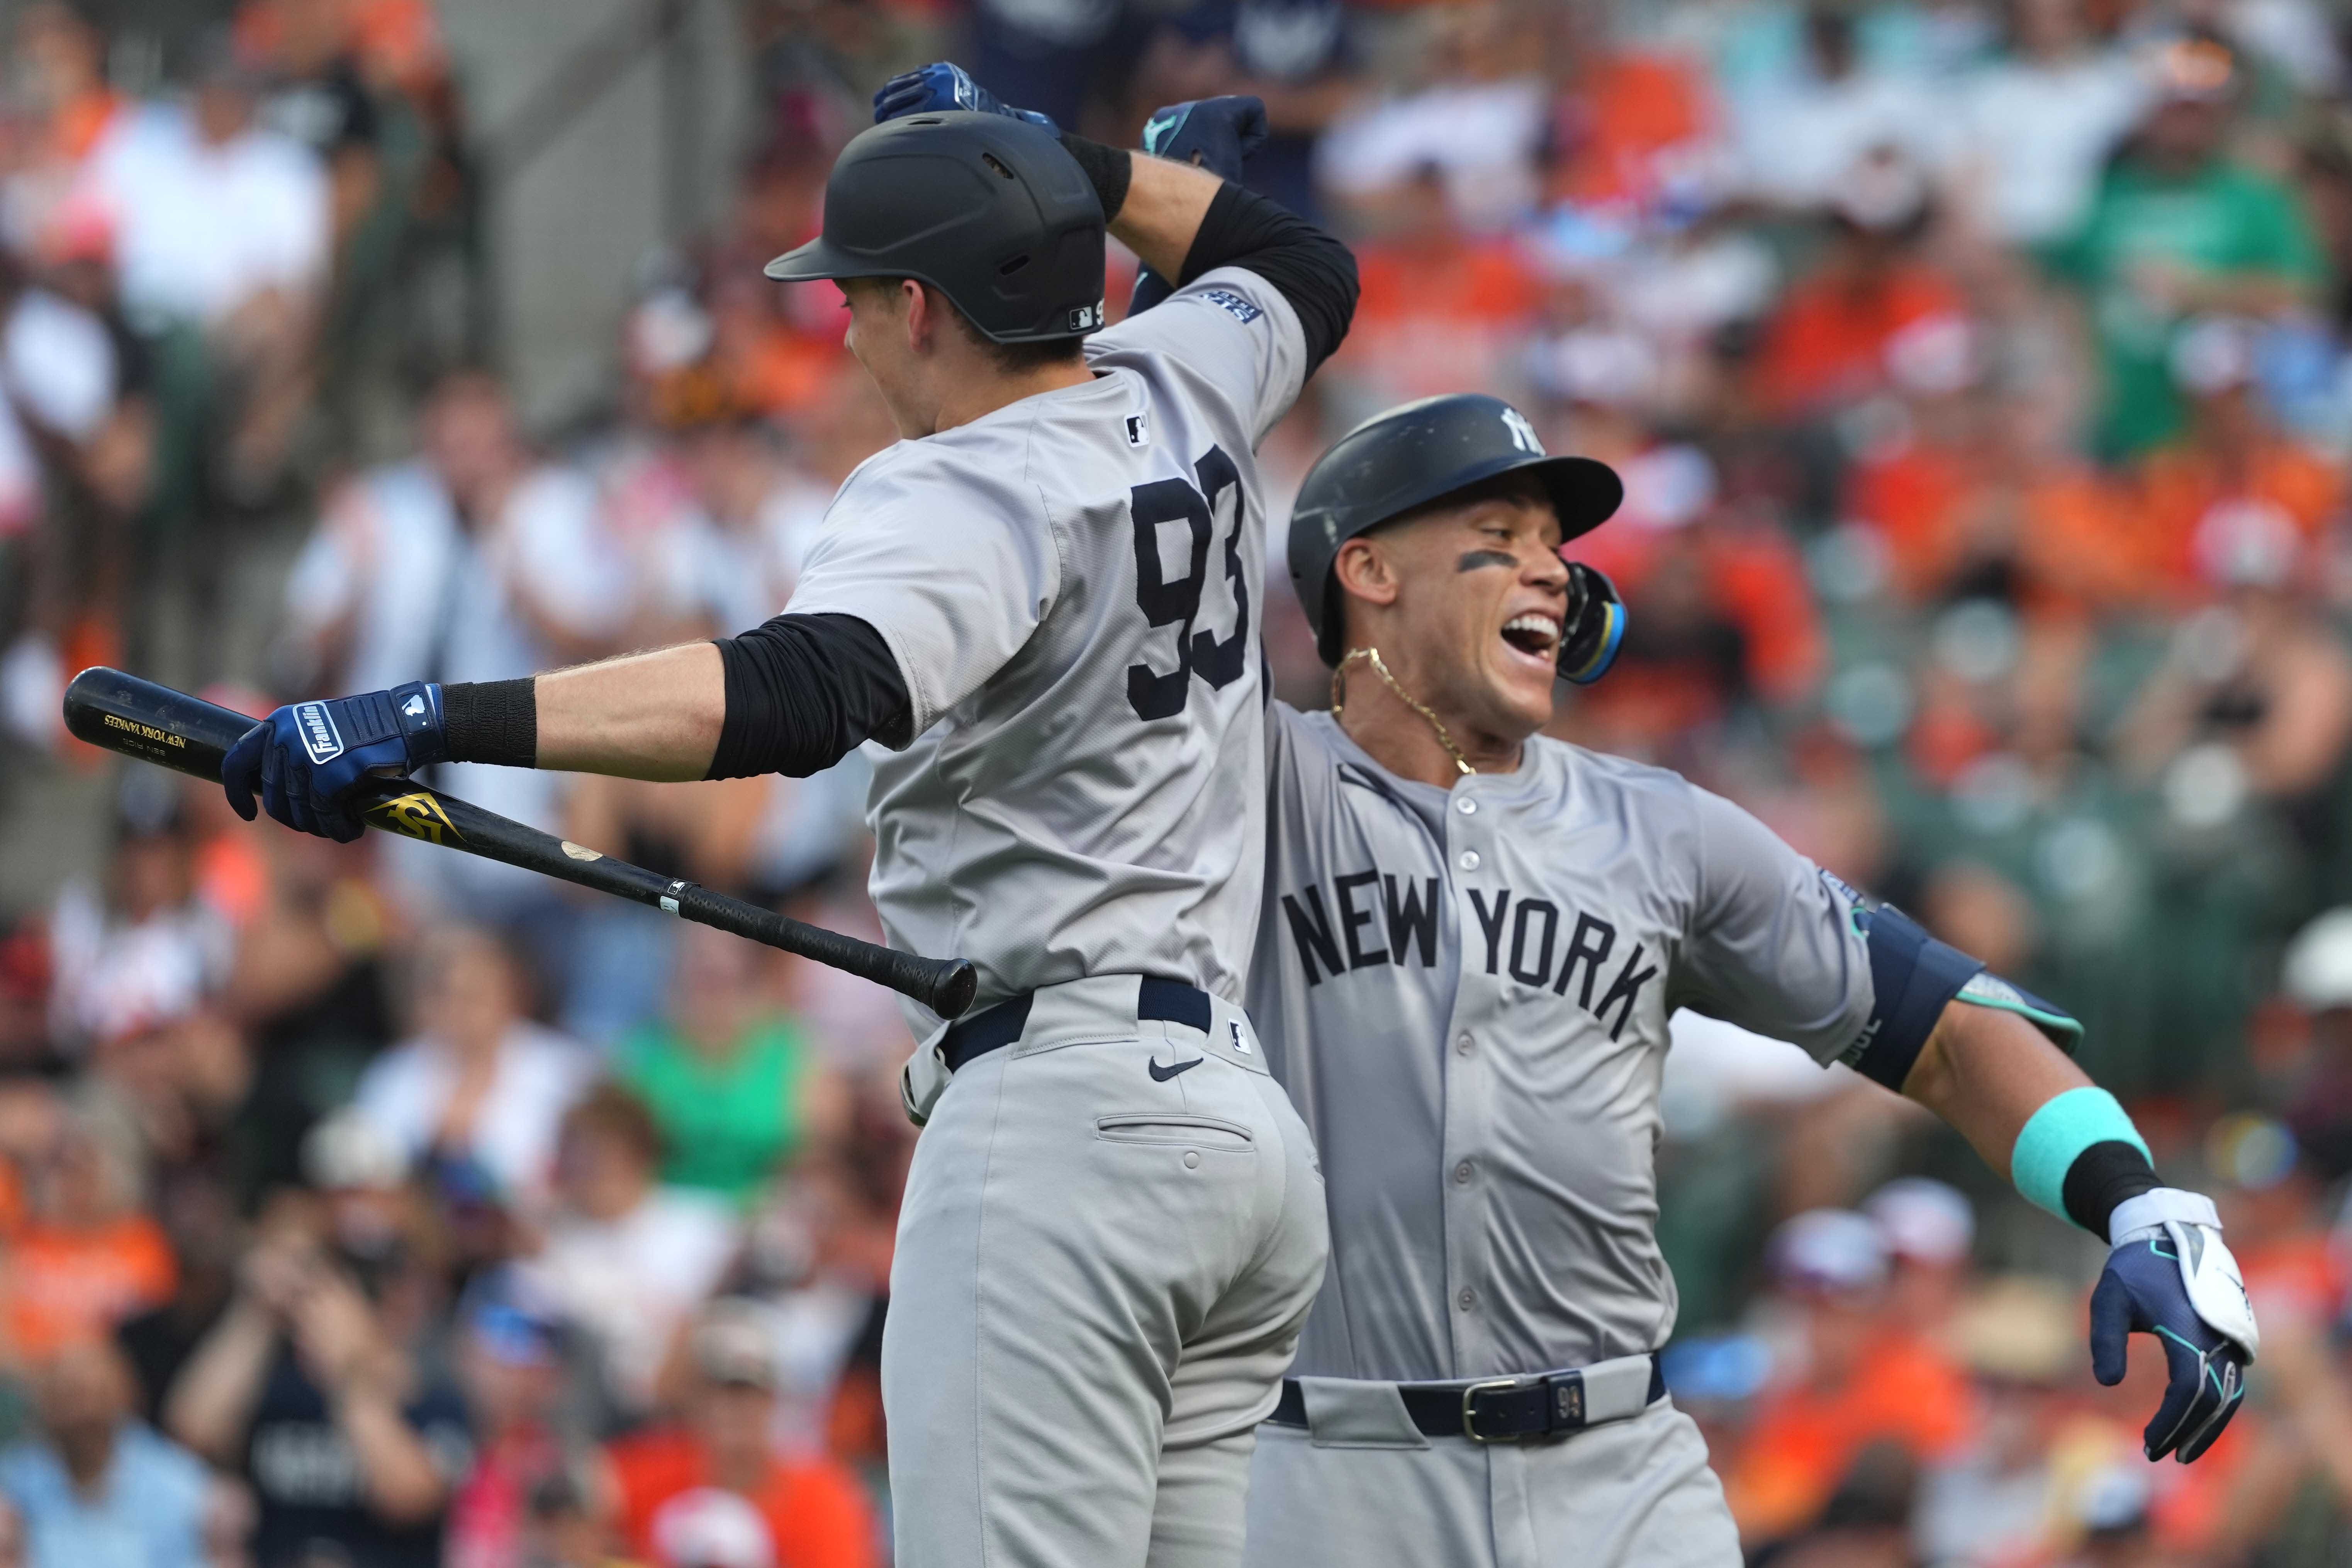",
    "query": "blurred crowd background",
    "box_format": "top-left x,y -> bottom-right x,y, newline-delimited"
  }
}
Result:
5,0 -> 2352,1564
